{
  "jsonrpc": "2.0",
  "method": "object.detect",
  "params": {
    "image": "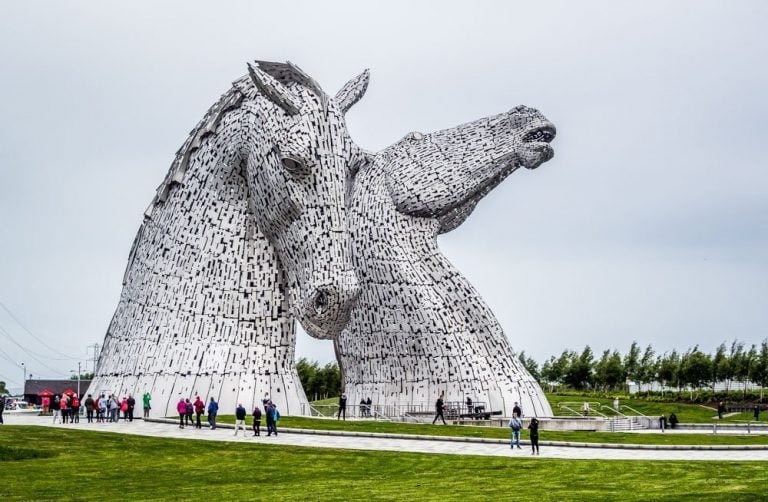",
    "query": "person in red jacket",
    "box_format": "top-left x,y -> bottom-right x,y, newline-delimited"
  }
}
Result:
193,396 -> 205,429
176,399 -> 187,428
